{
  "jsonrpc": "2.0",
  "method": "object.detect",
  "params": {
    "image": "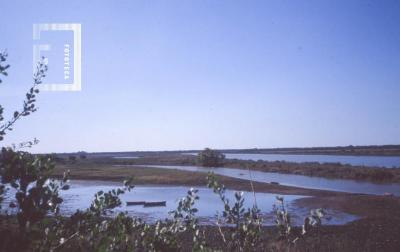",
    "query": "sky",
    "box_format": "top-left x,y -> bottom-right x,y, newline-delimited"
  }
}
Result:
1,0 -> 400,153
